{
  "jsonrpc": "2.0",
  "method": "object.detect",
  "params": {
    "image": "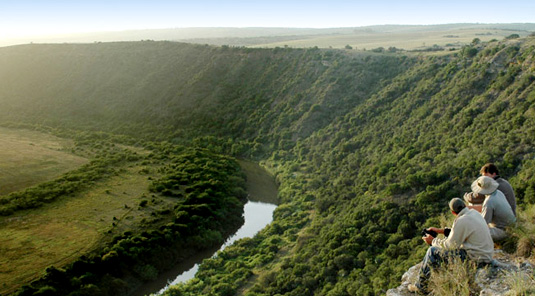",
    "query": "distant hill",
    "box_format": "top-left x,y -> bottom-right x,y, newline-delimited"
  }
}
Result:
2,23 -> 534,50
